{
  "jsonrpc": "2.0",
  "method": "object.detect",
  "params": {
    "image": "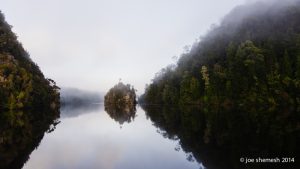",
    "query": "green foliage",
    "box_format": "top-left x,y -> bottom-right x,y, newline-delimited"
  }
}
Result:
0,11 -> 60,112
141,2 -> 300,111
0,11 -> 60,168
141,6 -> 300,168
0,10 -> 60,148
282,50 -> 292,77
